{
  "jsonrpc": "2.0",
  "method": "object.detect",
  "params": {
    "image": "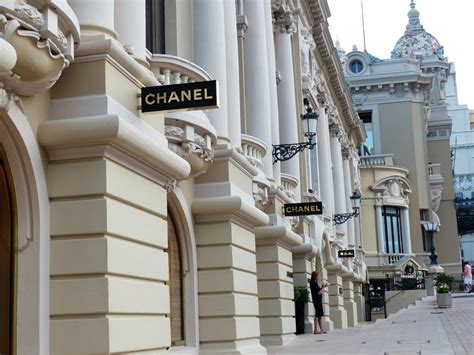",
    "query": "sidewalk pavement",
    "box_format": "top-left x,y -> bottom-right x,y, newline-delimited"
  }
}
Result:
267,294 -> 474,355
